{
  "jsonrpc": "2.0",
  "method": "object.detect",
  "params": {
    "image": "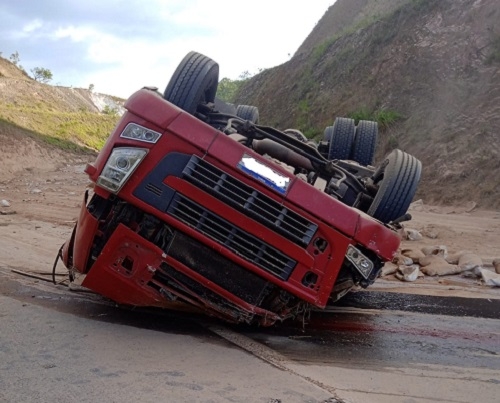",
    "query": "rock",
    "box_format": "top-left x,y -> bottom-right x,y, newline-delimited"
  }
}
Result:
392,255 -> 413,266
404,228 -> 423,241
0,210 -> 17,215
1,199 -> 10,207
409,199 -> 426,212
422,228 -> 439,239
492,259 -> 500,275
419,255 -> 464,276
421,245 -> 448,258
419,255 -> 445,267
420,262 -> 464,276
396,265 -> 421,282
458,253 -> 482,271
477,268 -> 500,287
380,262 -> 398,276
462,270 -> 479,279
445,251 -> 466,264
31,189 -> 42,194
401,248 -> 426,261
